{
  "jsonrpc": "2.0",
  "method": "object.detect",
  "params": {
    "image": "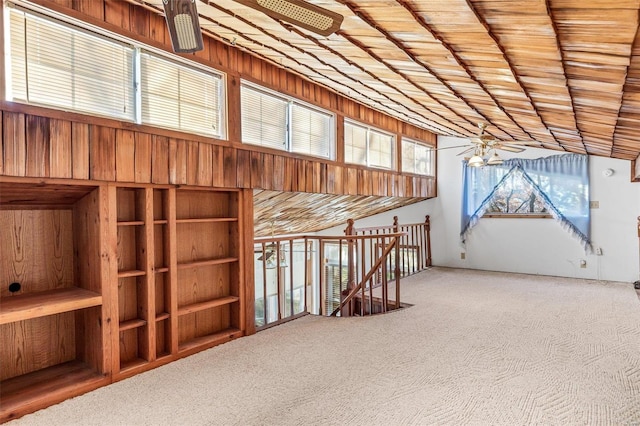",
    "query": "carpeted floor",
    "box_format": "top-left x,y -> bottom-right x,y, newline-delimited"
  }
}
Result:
10,267 -> 640,425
